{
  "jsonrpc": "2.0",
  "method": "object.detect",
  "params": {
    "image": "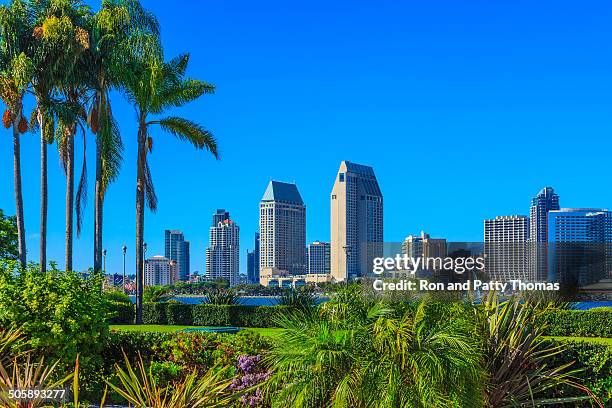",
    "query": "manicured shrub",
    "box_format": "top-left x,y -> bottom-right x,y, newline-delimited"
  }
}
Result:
108,301 -> 135,324
538,310 -> 612,337
192,304 -> 232,326
142,302 -> 169,324
166,302 -> 192,325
